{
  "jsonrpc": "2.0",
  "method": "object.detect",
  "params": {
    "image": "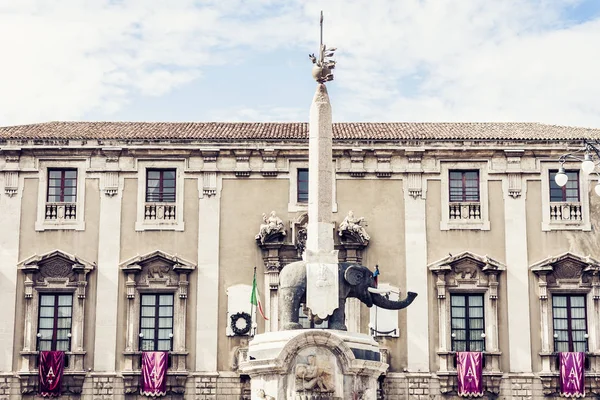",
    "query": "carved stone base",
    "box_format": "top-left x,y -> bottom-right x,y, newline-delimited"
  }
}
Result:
122,372 -> 188,396
437,372 -> 502,397
17,371 -> 86,395
240,330 -> 387,400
